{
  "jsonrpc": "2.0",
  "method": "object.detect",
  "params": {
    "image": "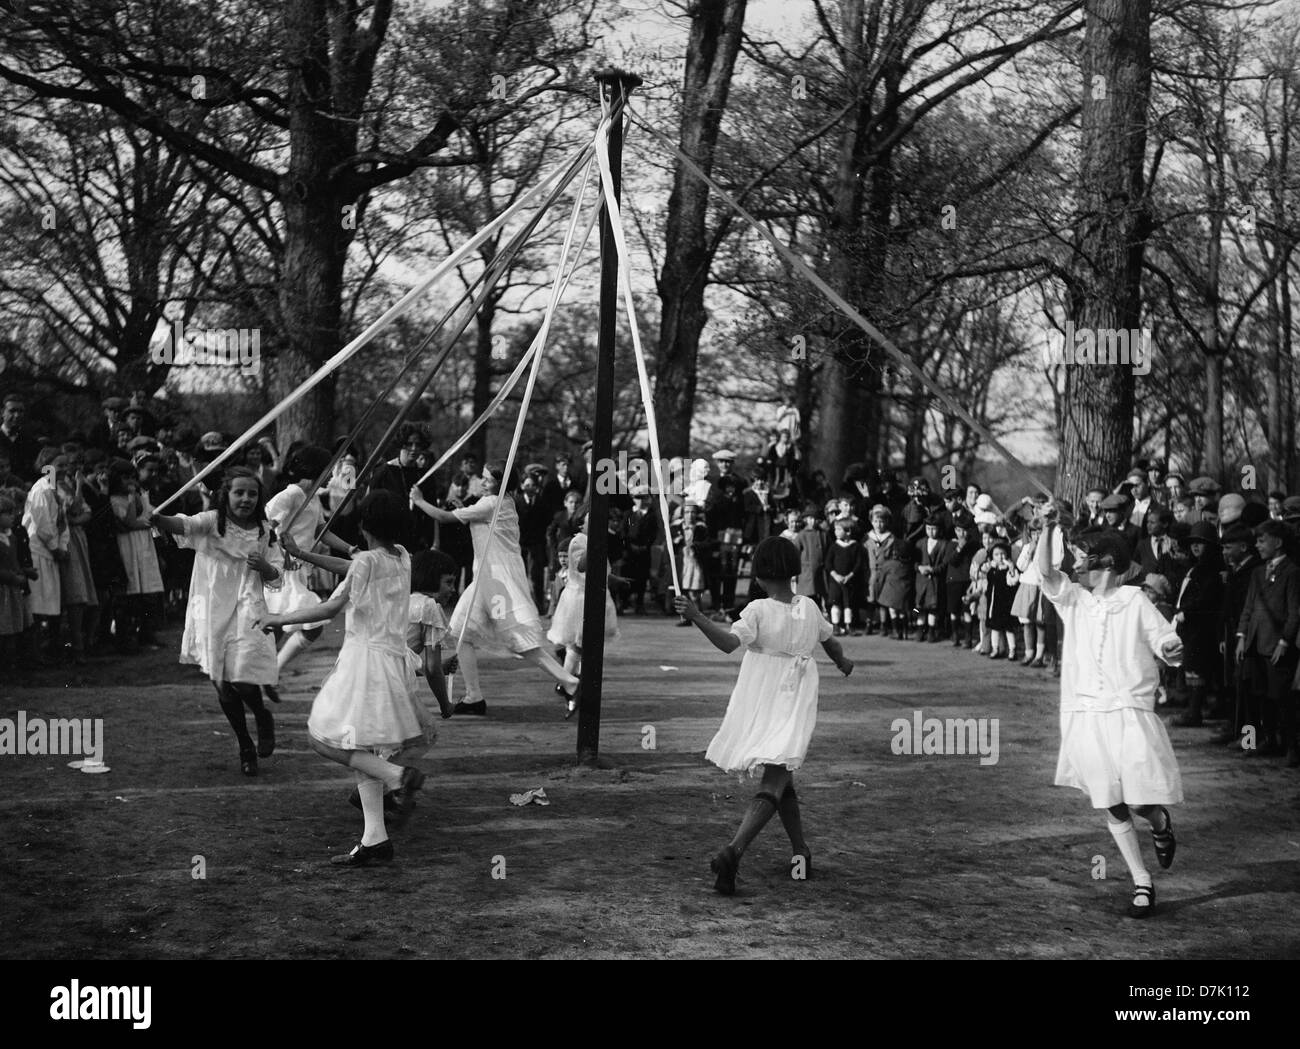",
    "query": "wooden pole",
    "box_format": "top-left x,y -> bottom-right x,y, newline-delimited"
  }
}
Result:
576,69 -> 641,765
